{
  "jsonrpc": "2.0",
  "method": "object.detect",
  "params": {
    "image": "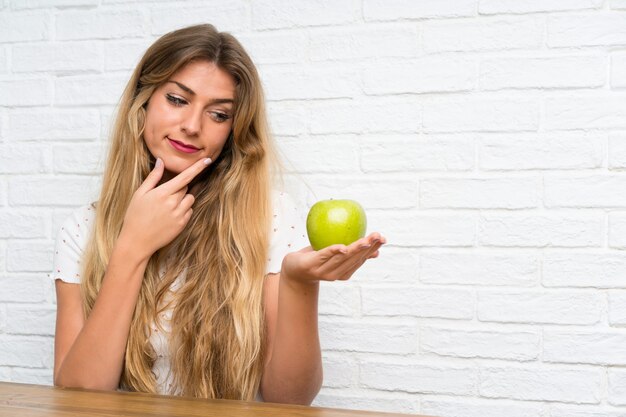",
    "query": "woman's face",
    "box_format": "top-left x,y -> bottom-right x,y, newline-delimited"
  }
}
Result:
143,60 -> 236,182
